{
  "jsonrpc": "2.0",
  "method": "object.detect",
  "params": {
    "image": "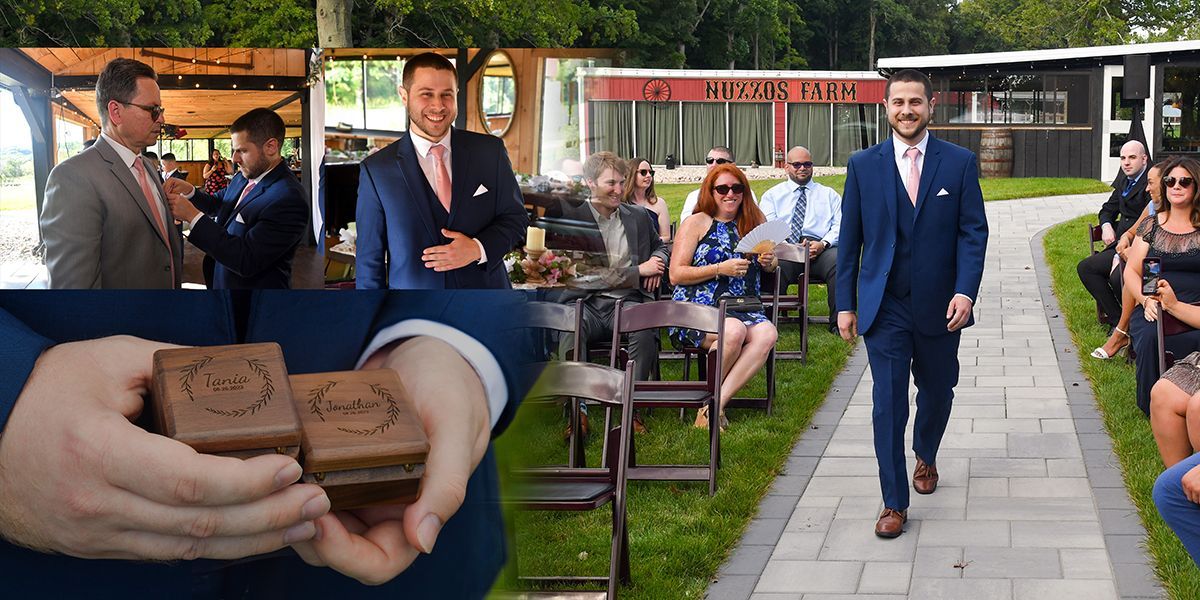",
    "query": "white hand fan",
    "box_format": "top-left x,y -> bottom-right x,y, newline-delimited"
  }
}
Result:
734,219 -> 790,253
